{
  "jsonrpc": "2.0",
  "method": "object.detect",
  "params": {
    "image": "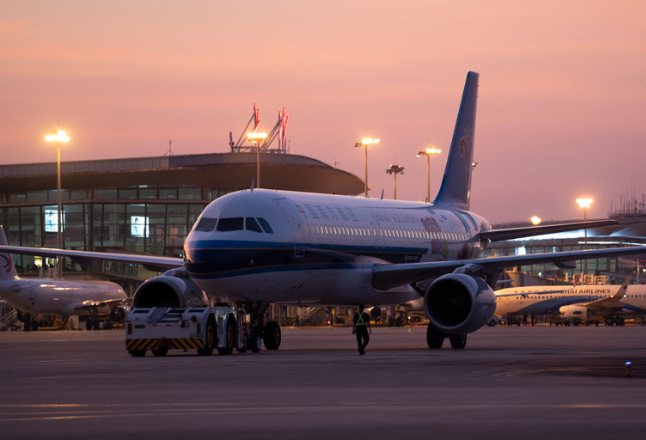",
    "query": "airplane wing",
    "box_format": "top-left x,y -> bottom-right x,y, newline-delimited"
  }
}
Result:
480,220 -> 617,242
372,246 -> 646,290
72,298 -> 127,312
0,244 -> 183,272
